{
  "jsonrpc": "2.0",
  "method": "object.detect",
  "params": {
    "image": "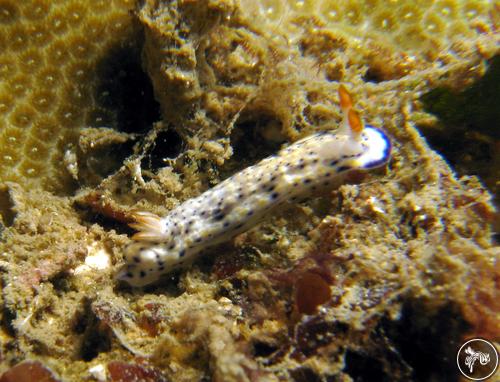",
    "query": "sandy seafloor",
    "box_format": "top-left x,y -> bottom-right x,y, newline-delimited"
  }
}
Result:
0,0 -> 498,381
